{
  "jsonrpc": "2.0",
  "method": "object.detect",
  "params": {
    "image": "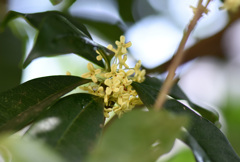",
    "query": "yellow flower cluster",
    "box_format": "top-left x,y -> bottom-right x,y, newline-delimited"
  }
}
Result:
80,36 -> 146,117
